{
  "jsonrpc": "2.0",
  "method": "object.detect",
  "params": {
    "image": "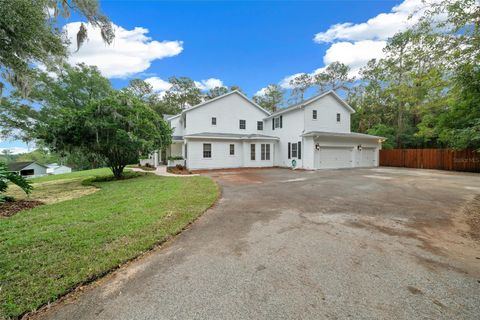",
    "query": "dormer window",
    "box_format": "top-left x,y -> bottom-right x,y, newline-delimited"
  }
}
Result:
313,110 -> 317,120
336,113 -> 341,122
212,117 -> 217,125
